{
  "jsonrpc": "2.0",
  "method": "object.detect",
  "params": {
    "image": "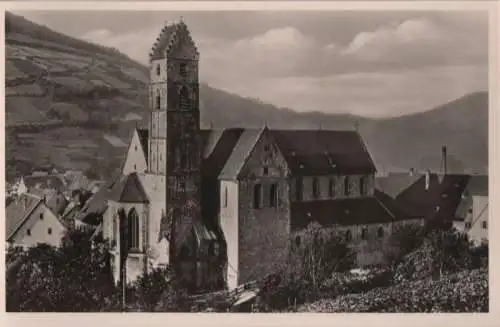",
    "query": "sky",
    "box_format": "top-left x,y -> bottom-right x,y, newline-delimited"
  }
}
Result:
15,10 -> 488,118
